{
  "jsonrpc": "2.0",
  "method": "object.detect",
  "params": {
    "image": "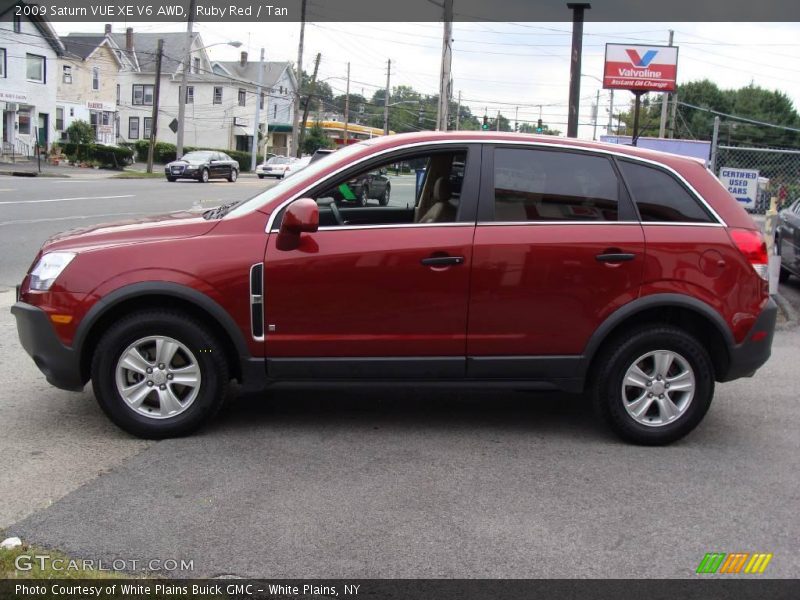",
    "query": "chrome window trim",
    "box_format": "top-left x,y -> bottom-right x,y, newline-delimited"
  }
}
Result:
264,139 -> 727,232
477,221 -> 725,227
316,222 -> 474,232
